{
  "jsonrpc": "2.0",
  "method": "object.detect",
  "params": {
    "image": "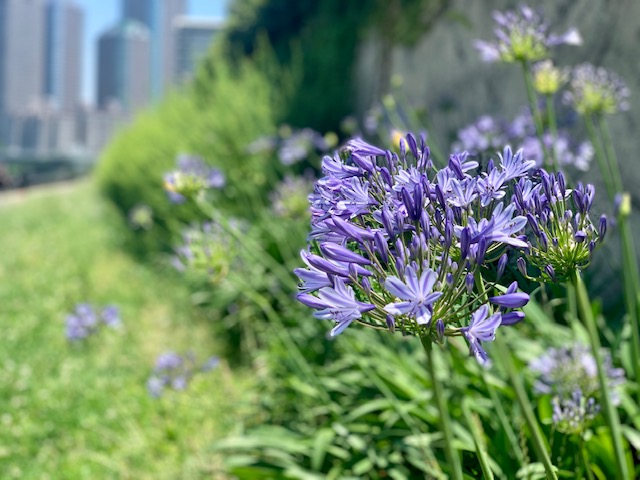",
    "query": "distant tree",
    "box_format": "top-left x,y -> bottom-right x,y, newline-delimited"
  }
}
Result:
211,0 -> 450,131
